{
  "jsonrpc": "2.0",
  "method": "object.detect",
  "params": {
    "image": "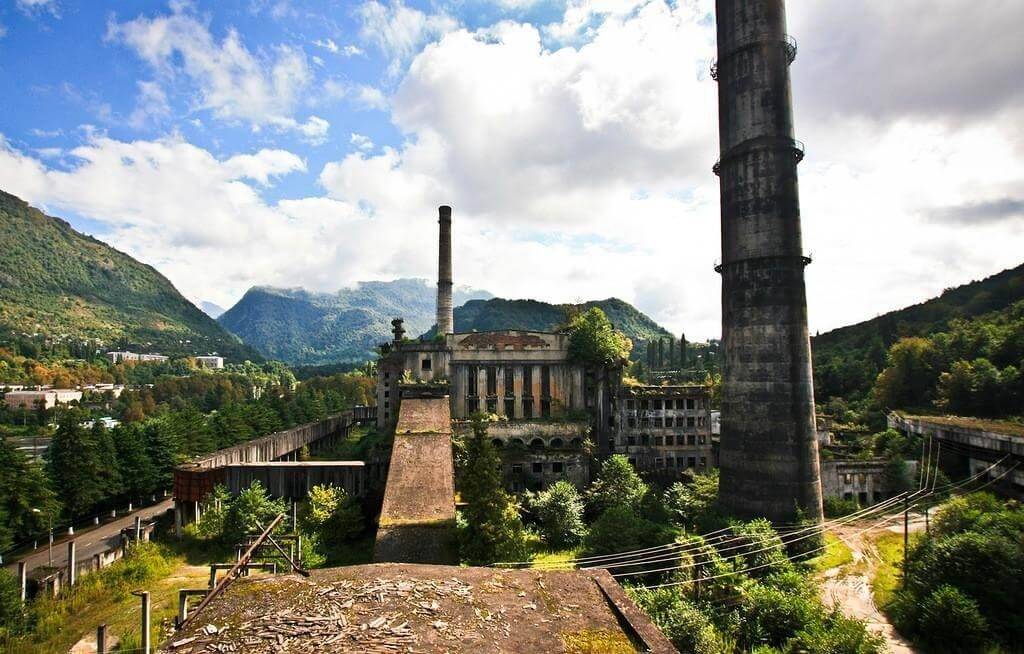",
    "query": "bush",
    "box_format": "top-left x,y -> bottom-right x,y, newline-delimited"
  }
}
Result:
0,569 -> 25,637
788,609 -> 886,654
588,455 -> 648,514
300,484 -> 363,547
739,581 -> 821,648
916,585 -> 988,653
628,587 -> 725,654
823,496 -> 859,518
221,481 -> 287,545
527,481 -> 587,549
663,471 -> 720,530
583,505 -> 673,557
